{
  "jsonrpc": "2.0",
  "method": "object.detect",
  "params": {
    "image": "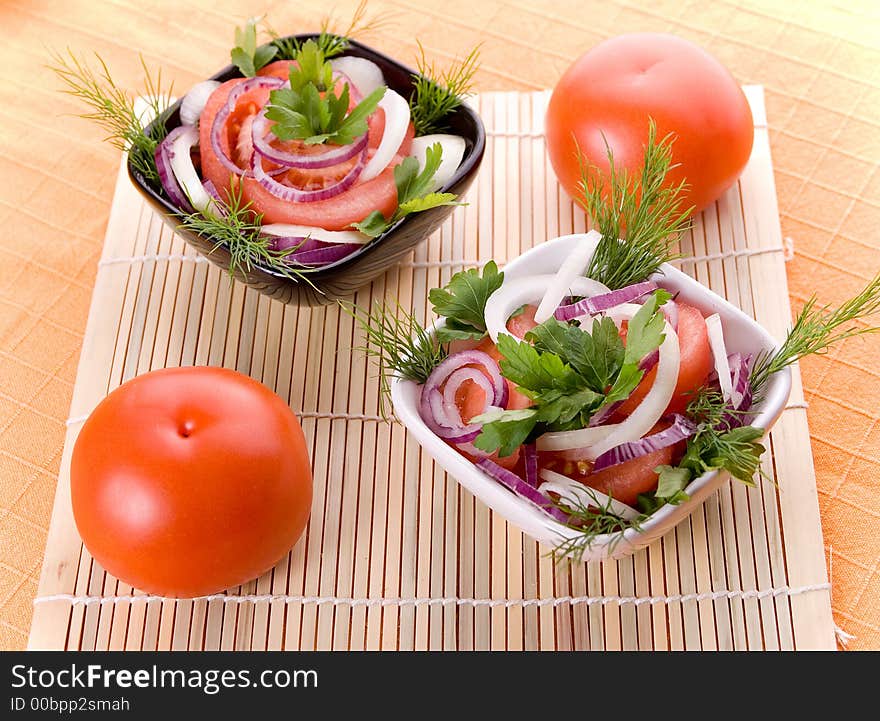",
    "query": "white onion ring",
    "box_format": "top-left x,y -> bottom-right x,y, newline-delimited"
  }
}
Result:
330,56 -> 385,96
583,303 -> 680,459
484,275 -> 610,344
536,423 -> 621,453
538,469 -> 640,521
360,88 -> 409,181
534,230 -> 602,323
166,125 -> 216,215
180,80 -> 220,126
409,134 -> 467,192
705,313 -> 732,401
260,224 -> 369,246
